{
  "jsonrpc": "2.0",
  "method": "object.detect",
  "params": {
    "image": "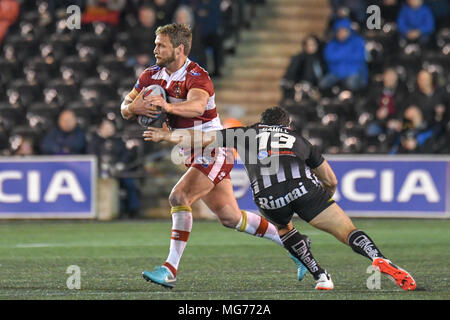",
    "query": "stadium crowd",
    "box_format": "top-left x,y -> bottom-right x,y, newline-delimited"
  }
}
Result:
0,0 -> 448,217
282,0 -> 449,155
0,0 -> 263,217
